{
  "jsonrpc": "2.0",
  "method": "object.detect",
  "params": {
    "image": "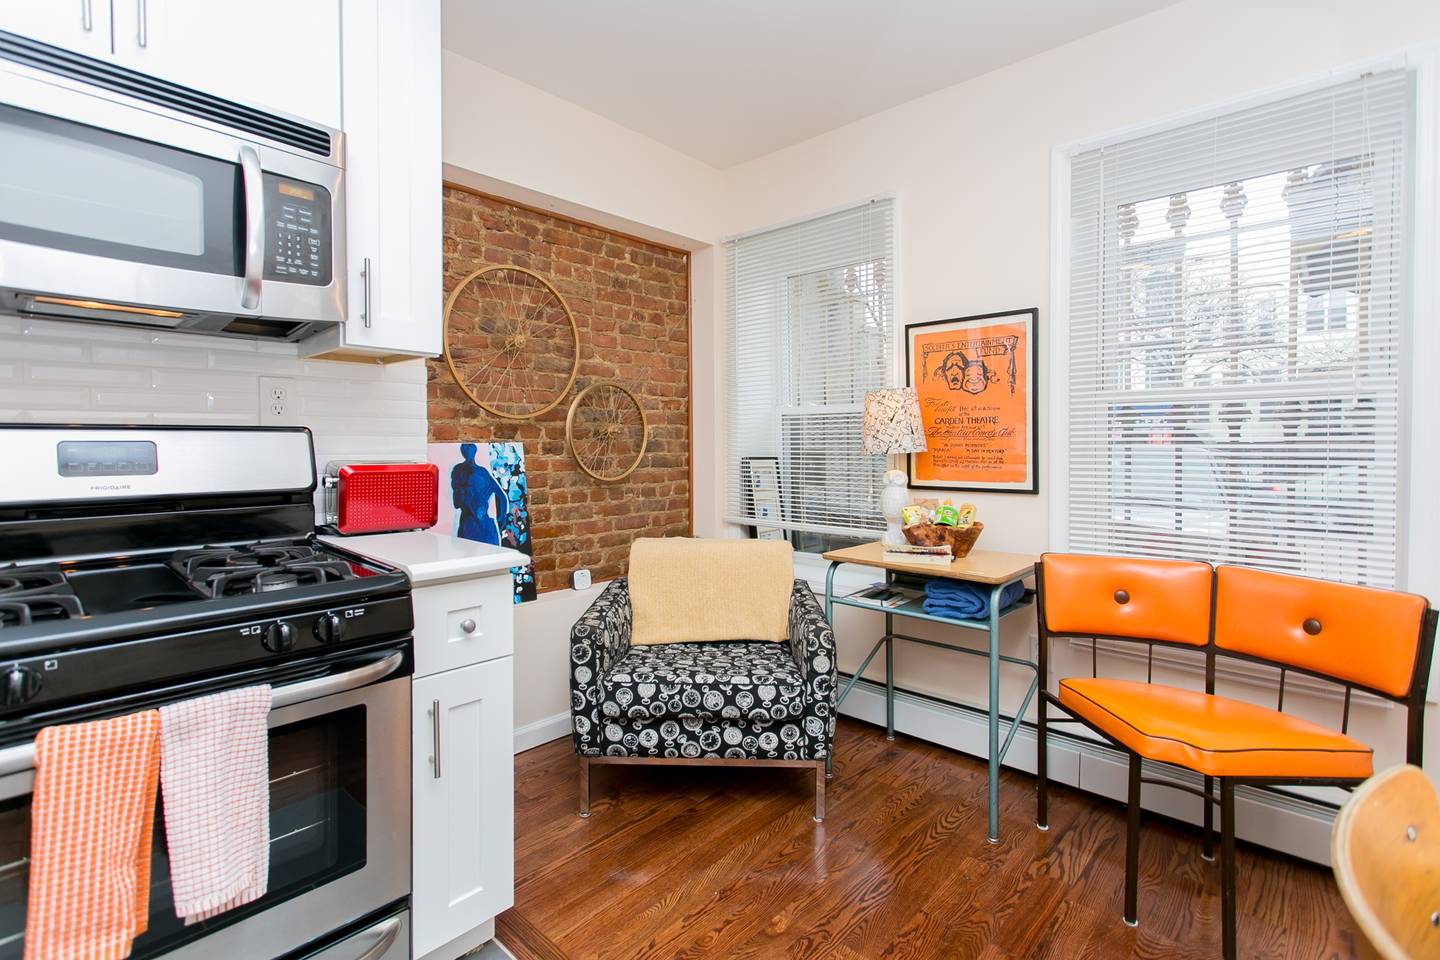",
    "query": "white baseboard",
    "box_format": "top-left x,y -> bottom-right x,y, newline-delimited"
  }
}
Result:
514,711 -> 570,754
836,676 -> 1339,866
